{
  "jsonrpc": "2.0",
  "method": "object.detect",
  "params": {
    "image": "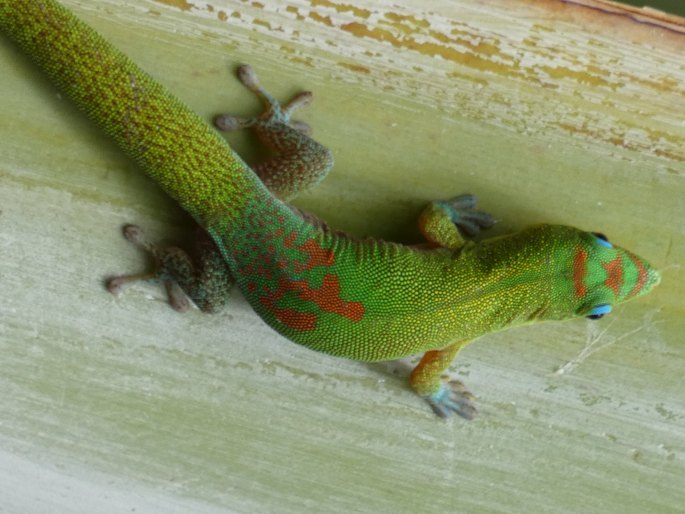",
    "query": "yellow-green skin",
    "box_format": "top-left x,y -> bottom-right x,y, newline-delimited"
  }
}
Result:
0,0 -> 660,418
